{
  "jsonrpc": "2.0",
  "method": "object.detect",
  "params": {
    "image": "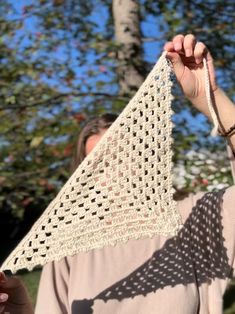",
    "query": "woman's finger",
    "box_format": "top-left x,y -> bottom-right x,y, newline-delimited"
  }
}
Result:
194,42 -> 207,64
164,41 -> 174,52
0,293 -> 8,314
172,34 -> 184,52
165,52 -> 185,83
183,34 -> 196,57
0,293 -> 8,303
